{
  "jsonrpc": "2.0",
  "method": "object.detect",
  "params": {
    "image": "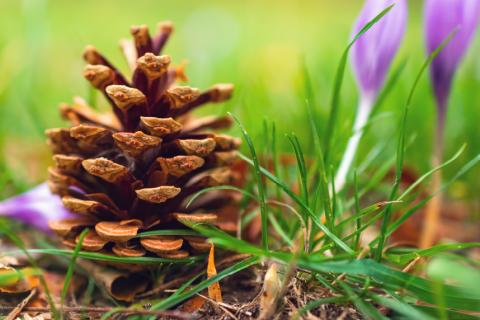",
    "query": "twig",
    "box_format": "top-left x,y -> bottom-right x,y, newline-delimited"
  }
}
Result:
5,288 -> 37,320
197,293 -> 239,320
0,305 -> 194,319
